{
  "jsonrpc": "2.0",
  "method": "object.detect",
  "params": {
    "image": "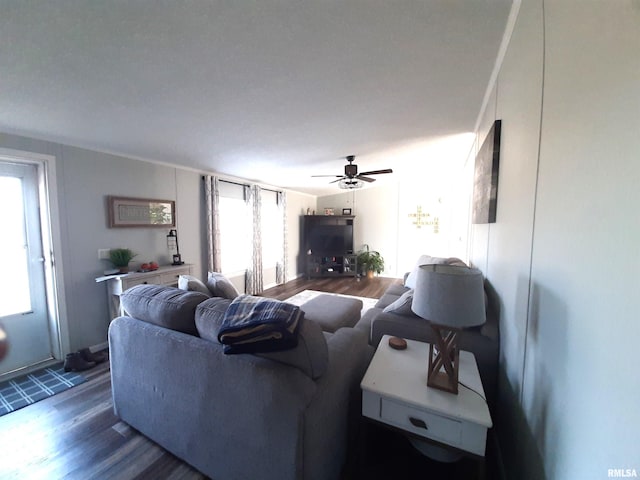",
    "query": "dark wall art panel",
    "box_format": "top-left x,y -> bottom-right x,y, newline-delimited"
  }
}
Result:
472,120 -> 502,224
